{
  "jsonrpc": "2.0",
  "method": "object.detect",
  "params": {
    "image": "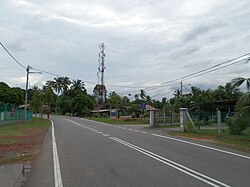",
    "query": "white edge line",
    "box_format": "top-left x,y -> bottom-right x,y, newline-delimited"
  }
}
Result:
51,120 -> 63,187
111,137 -> 230,187
152,134 -> 250,160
